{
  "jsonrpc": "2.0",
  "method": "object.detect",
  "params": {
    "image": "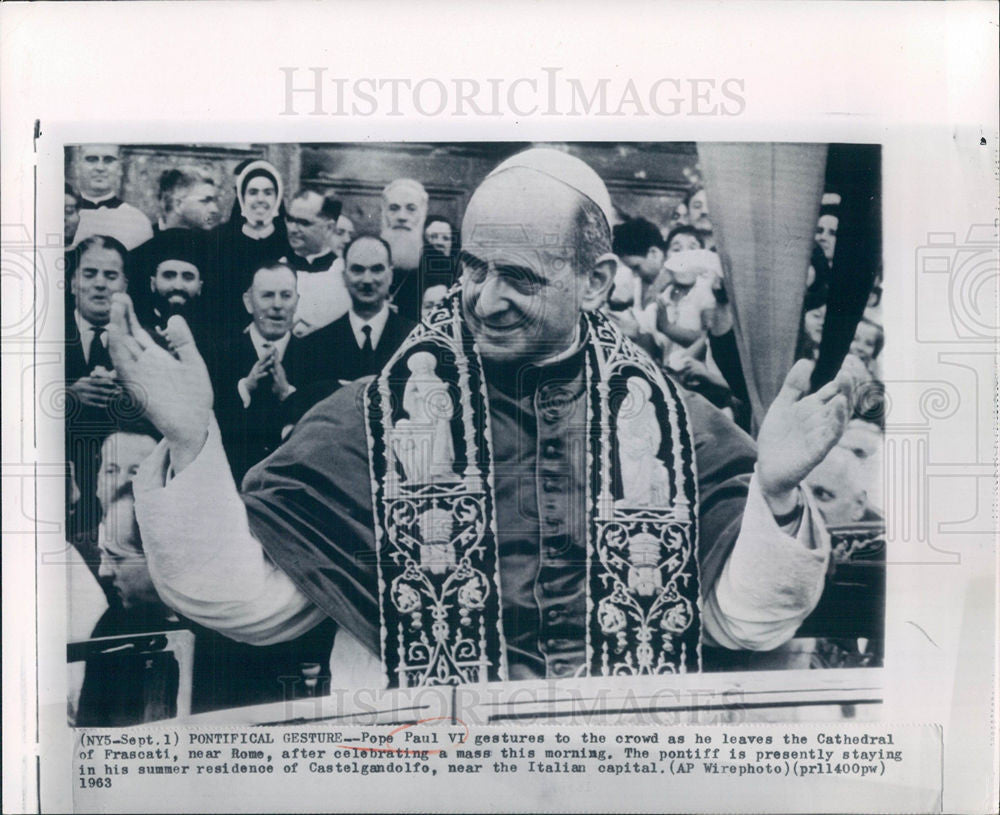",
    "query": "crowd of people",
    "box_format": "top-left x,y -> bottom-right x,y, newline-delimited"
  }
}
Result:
64,144 -> 883,723
605,188 -> 884,529
64,145 -> 460,721
65,146 -> 460,538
